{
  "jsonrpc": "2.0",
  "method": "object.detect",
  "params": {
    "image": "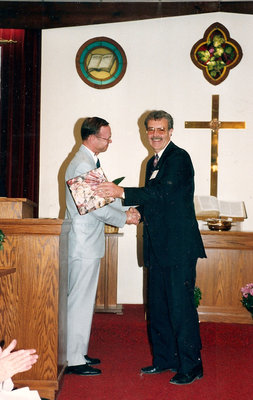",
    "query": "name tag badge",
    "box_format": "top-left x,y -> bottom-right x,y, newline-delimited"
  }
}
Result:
150,170 -> 159,180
